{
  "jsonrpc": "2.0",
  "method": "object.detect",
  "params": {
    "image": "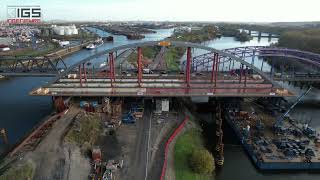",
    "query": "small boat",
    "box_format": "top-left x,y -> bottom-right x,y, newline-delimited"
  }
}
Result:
86,43 -> 96,50
95,38 -> 104,45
